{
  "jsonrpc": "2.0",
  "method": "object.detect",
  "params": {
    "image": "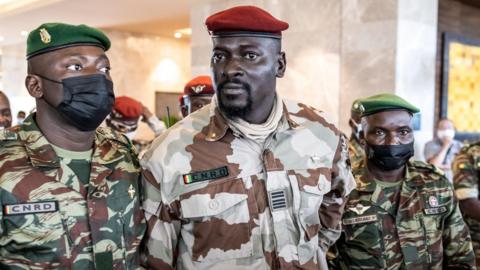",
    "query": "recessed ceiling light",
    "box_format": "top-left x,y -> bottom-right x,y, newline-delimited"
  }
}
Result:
20,30 -> 28,36
0,36 -> 4,41
174,32 -> 182,39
